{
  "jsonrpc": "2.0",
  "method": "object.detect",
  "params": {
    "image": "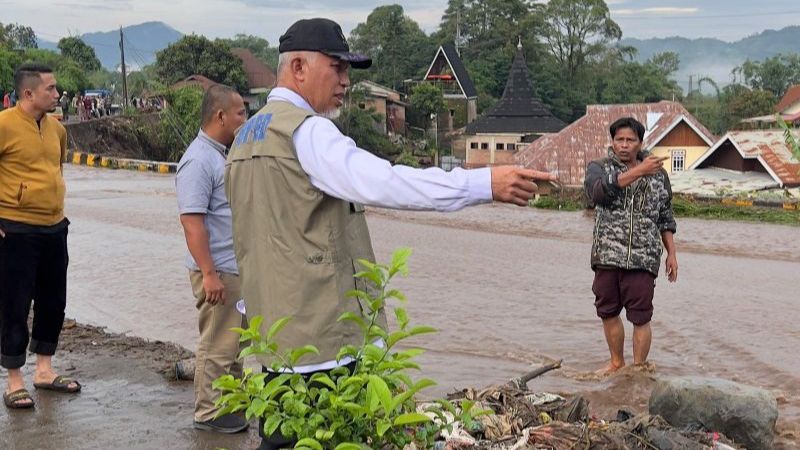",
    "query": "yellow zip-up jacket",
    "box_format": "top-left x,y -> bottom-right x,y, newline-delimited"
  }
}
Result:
0,106 -> 67,226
